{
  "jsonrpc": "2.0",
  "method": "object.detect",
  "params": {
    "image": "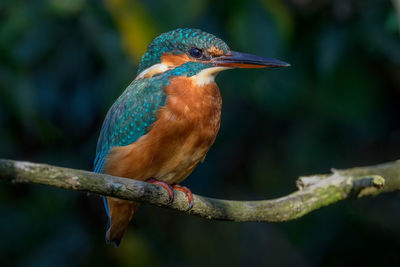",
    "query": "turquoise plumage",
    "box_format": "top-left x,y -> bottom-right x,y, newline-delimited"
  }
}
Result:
138,28 -> 229,74
93,77 -> 167,174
